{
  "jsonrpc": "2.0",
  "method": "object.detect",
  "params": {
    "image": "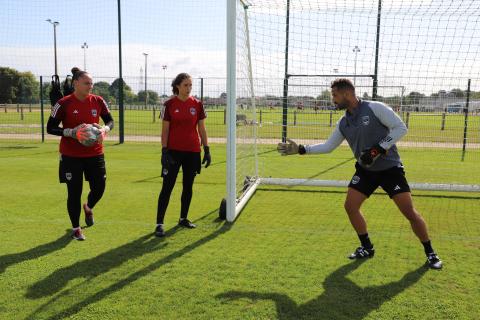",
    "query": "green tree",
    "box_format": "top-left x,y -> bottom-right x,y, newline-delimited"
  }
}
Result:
0,67 -> 39,103
449,88 -> 465,98
137,90 -> 159,105
17,71 -> 39,103
109,78 -> 136,103
0,67 -> 20,103
92,81 -> 112,103
406,91 -> 425,105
